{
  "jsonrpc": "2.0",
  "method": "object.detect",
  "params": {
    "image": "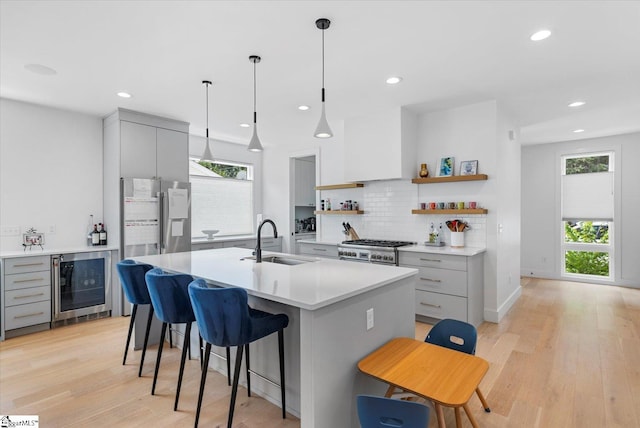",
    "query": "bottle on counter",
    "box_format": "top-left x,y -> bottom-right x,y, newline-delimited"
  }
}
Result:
326,198 -> 331,210
86,214 -> 94,246
99,223 -> 107,246
91,224 -> 100,246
